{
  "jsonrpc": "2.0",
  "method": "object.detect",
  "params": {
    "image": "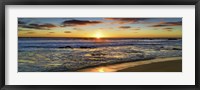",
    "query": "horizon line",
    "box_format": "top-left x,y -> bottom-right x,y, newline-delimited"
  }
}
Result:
18,37 -> 182,39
